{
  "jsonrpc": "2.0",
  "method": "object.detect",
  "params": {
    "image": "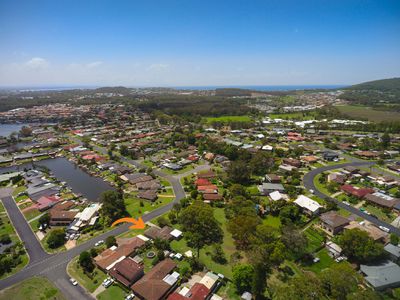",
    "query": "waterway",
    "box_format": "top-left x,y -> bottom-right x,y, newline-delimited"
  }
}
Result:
0,157 -> 114,201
